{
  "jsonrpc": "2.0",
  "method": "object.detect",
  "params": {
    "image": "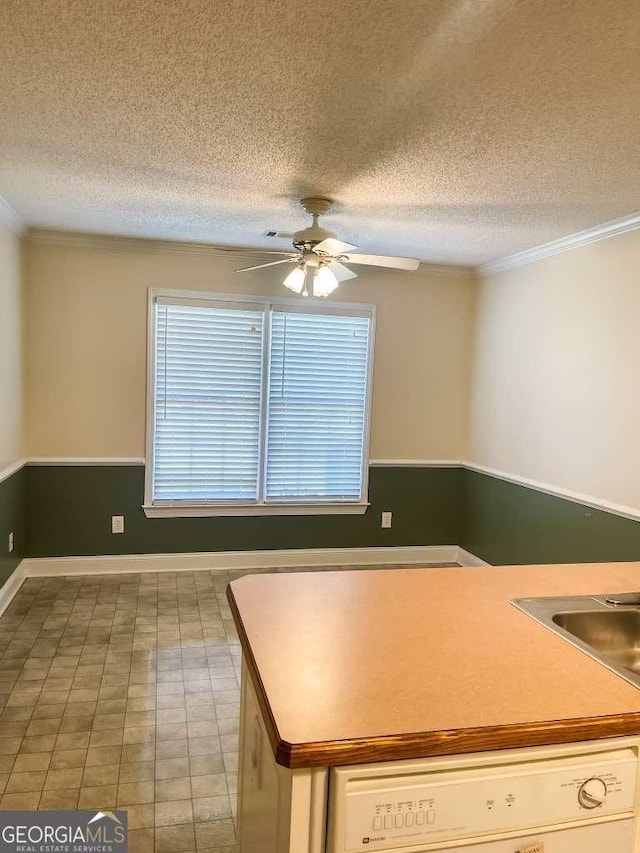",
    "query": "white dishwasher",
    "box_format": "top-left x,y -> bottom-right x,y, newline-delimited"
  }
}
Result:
326,738 -> 640,853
